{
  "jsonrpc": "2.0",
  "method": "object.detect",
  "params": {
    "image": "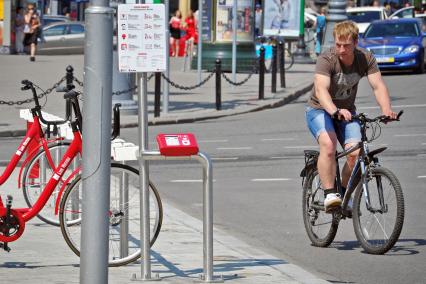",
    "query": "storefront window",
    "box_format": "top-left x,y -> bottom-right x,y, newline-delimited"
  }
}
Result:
215,0 -> 253,42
